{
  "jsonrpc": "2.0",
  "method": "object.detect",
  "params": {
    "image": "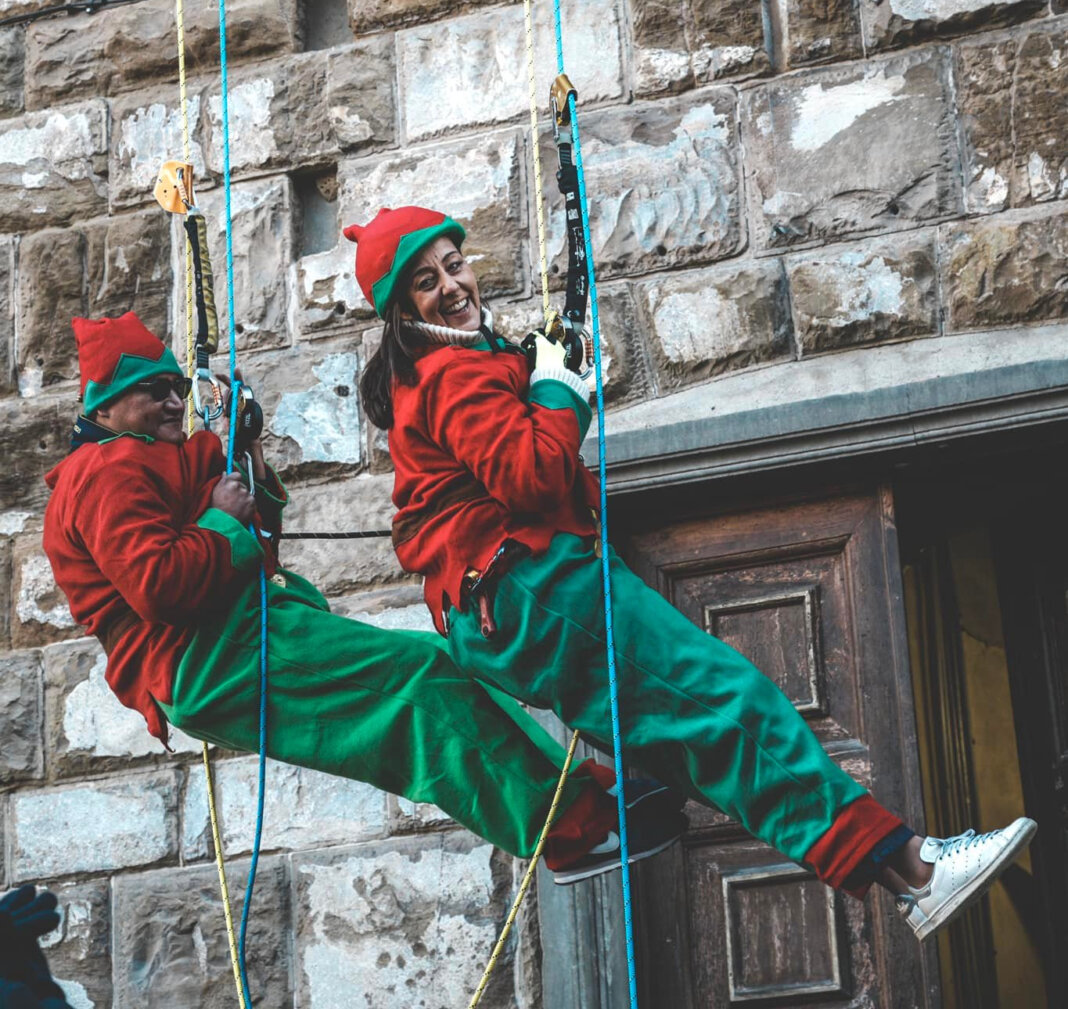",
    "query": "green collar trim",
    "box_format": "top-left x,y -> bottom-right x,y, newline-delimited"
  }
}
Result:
98,431 -> 156,445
